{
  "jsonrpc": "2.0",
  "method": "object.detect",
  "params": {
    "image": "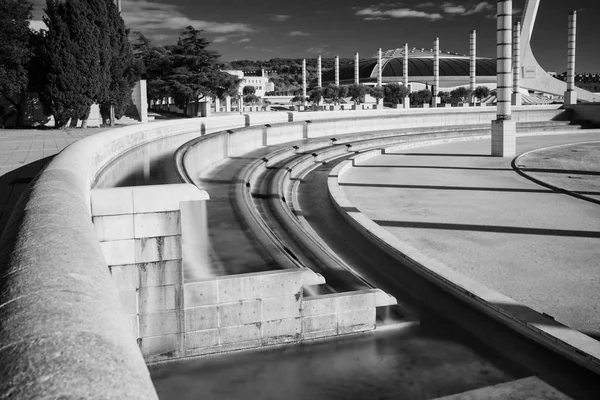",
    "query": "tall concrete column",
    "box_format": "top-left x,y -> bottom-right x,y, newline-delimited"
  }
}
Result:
491,0 -> 516,157
317,55 -> 322,88
302,59 -> 307,106
470,30 -> 476,97
335,56 -> 340,86
355,52 -> 360,85
224,95 -> 232,112
433,38 -> 439,107
403,43 -> 410,108
115,0 -> 122,12
564,11 -> 577,105
512,22 -> 522,106
377,48 -> 382,87
214,97 -> 220,113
